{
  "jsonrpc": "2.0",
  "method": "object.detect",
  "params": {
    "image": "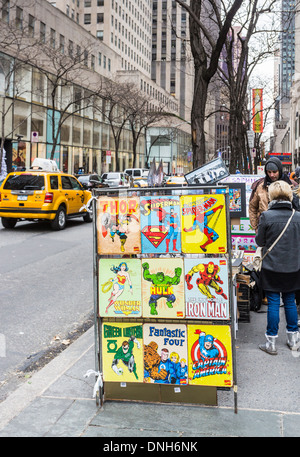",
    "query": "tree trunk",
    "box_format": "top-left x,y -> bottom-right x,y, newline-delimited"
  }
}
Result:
191,75 -> 208,168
